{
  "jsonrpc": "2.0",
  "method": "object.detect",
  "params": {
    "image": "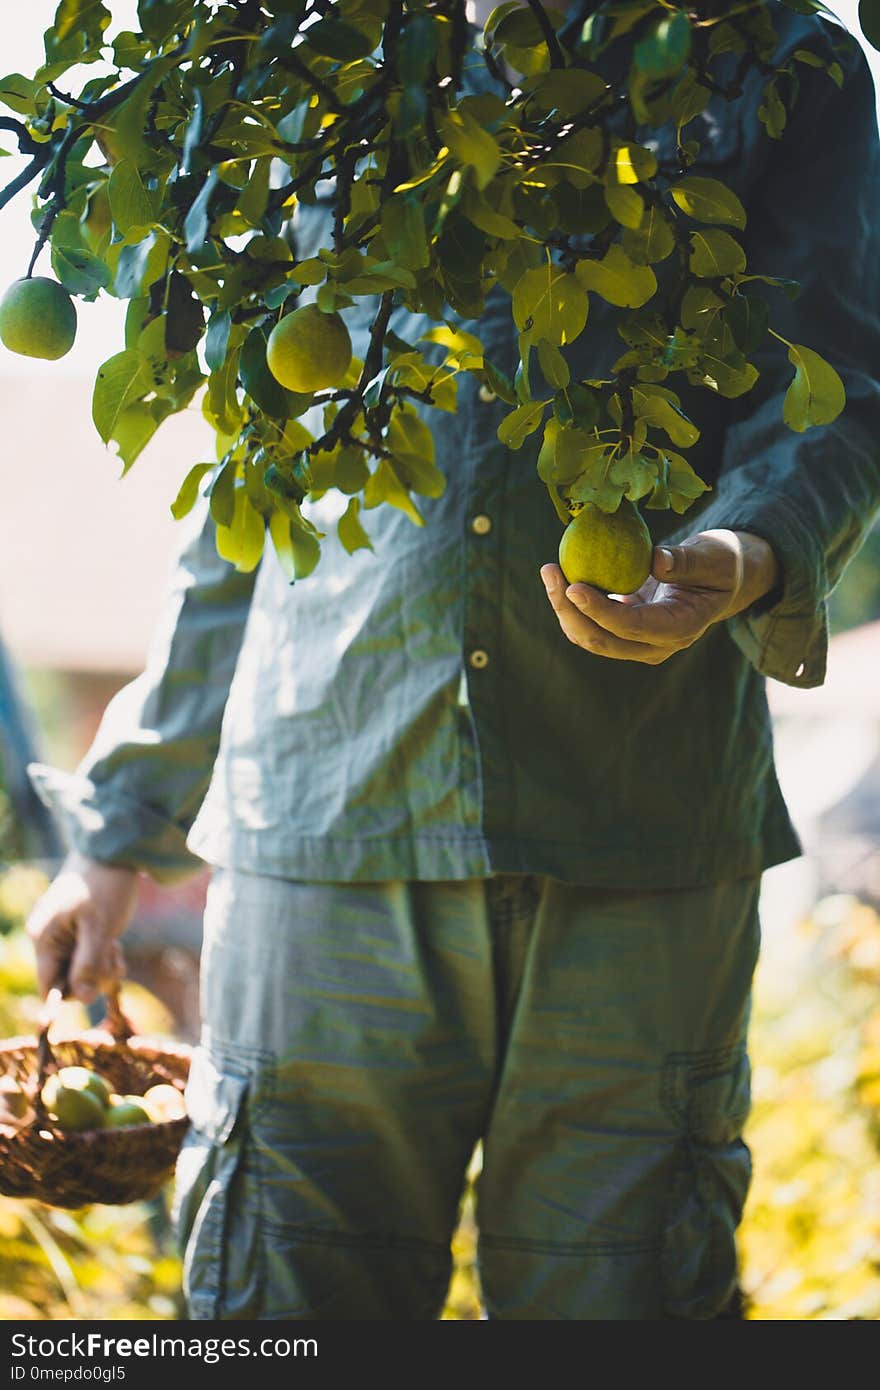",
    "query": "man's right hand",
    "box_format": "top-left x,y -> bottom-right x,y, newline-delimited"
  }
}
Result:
26,852 -> 139,1004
